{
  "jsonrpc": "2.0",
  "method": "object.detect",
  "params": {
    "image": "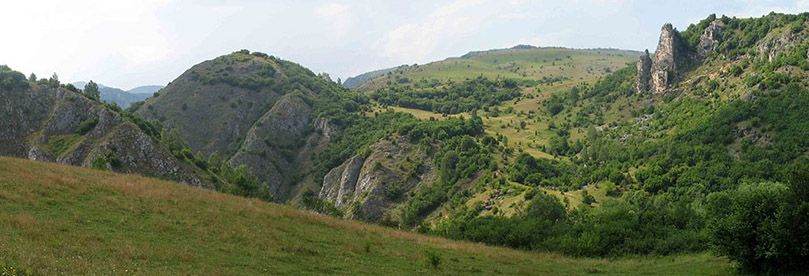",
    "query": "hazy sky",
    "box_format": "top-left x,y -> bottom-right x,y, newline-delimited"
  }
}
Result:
1,0 -> 806,89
